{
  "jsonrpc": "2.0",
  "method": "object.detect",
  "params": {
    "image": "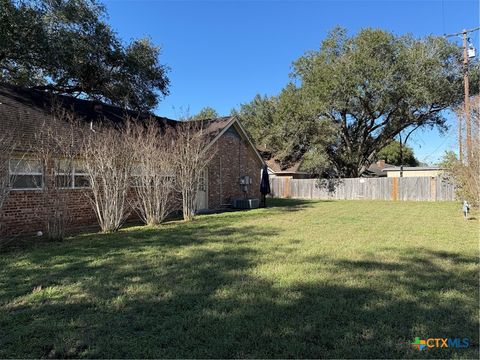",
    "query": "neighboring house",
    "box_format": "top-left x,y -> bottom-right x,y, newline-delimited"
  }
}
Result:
257,150 -> 311,179
261,156 -> 396,179
266,159 -> 311,179
363,160 -> 395,177
0,84 -> 264,235
264,157 -> 397,179
382,166 -> 444,178
364,160 -> 443,178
